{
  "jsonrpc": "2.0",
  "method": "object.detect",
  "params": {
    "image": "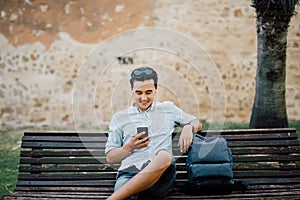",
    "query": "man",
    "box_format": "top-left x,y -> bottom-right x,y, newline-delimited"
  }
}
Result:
105,66 -> 202,200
